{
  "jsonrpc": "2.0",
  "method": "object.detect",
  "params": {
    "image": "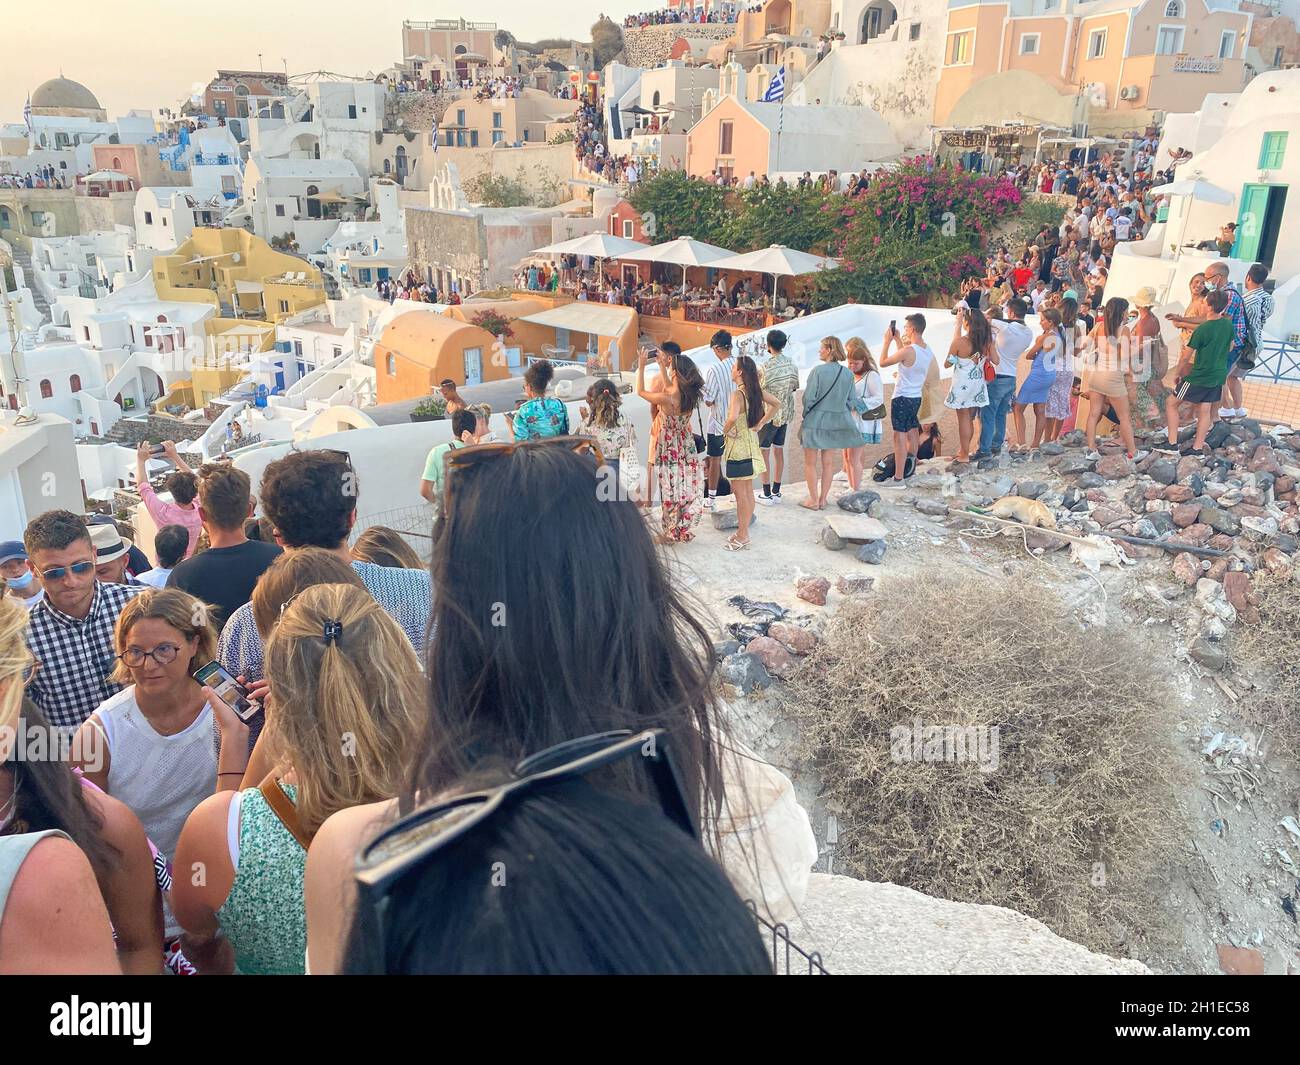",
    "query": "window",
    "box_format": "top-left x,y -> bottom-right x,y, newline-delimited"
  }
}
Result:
719,119 -> 734,155
386,353 -> 396,375
222,175 -> 236,192
523,129 -> 530,141
348,104 -> 357,119
278,300 -> 289,314
1088,29 -> 1107,59
1156,26 -> 1184,55
1259,131 -> 1288,168
492,130 -> 503,144
162,217 -> 168,227
69,374 -> 81,393
1164,0 -> 1182,15
622,219 -> 634,238
948,31 -> 973,65
275,204 -> 286,216
333,346 -> 342,359
1020,34 -> 1040,55
39,379 -> 53,398
1219,31 -> 1236,59
492,112 -> 503,128
909,23 -> 921,41
456,109 -> 466,125
143,211 -> 153,224
470,131 -> 479,147
293,340 -> 303,356
1274,46 -> 1285,67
